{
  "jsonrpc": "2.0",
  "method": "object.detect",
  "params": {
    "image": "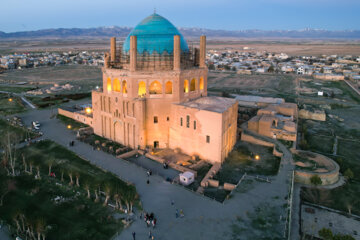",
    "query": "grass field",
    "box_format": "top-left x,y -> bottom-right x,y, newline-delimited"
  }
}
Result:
207,72 -> 296,103
57,114 -> 88,130
0,85 -> 36,93
0,65 -> 101,92
0,118 -> 36,142
0,140 -> 139,240
214,142 -> 281,185
0,93 -> 26,115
